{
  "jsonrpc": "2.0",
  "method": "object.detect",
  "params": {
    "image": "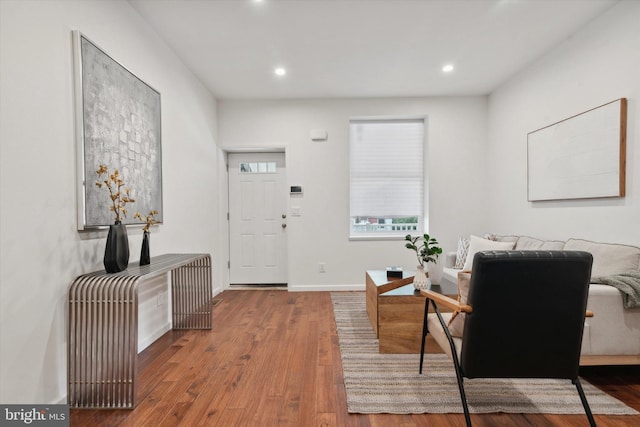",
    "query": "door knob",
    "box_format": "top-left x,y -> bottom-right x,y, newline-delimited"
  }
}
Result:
282,214 -> 287,219
281,223 -> 287,228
